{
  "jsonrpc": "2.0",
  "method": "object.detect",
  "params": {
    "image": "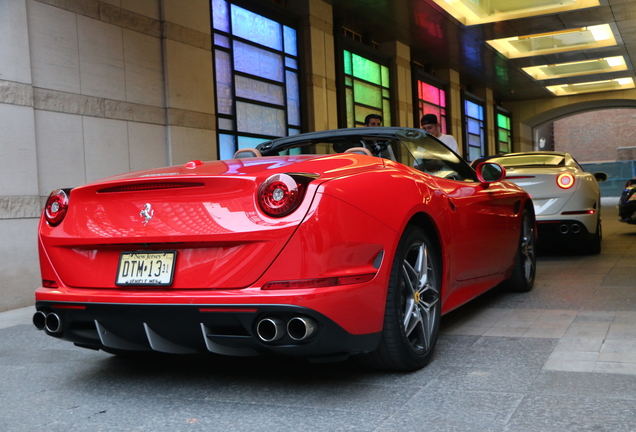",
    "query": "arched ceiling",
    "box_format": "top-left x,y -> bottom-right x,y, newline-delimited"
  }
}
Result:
328,0 -> 636,103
